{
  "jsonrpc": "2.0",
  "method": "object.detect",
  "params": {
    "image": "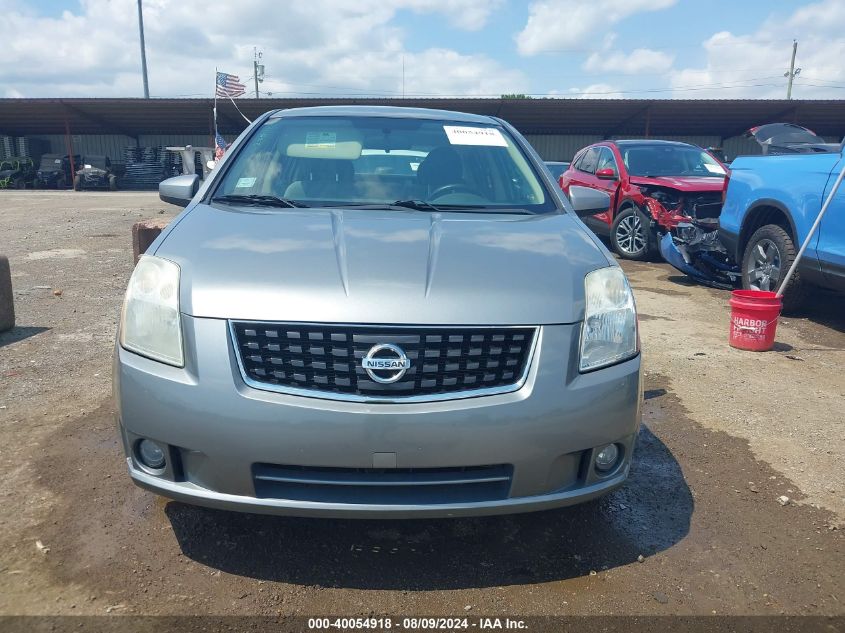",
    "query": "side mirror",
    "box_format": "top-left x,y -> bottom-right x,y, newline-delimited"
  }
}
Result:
568,185 -> 611,217
595,167 -> 617,180
159,174 -> 200,208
